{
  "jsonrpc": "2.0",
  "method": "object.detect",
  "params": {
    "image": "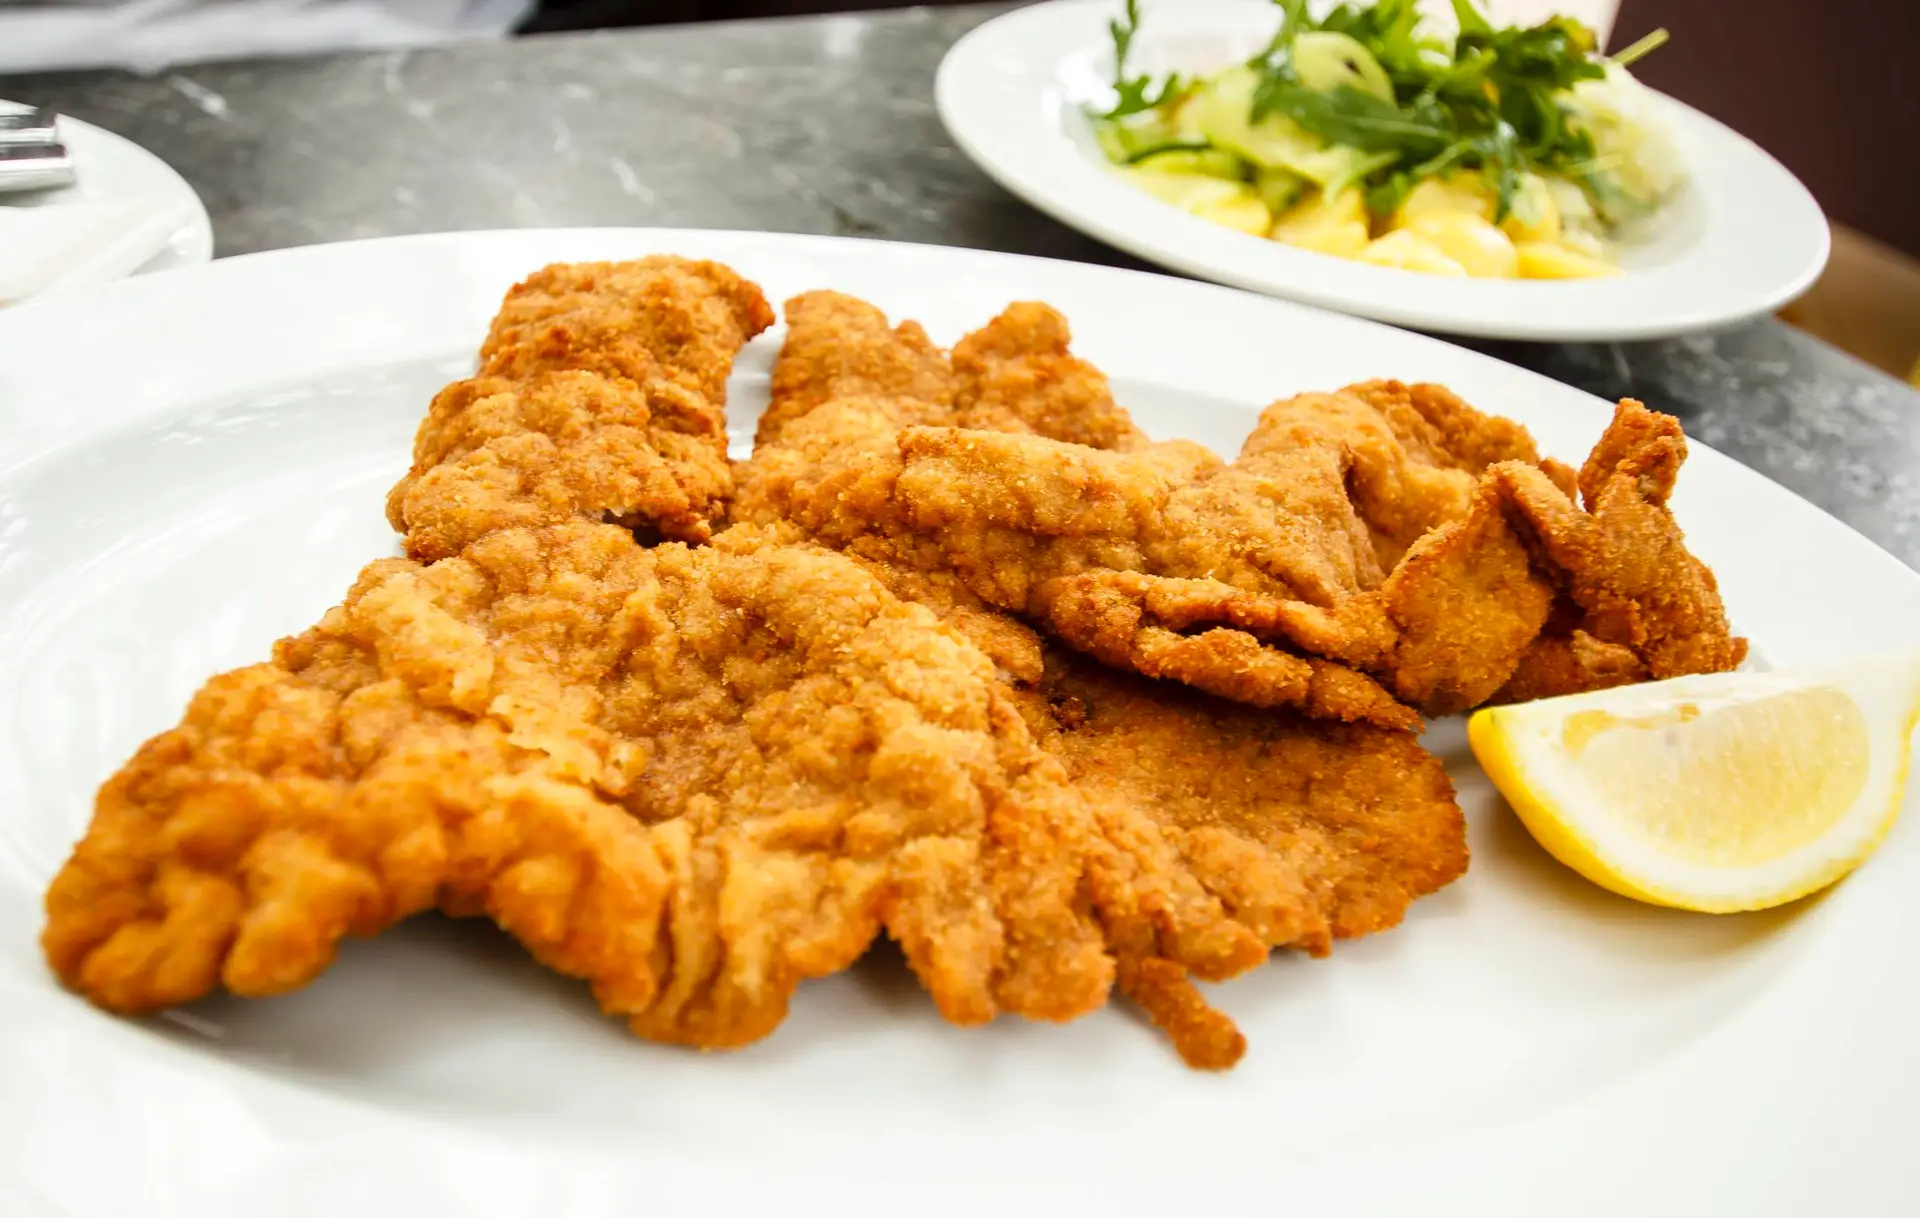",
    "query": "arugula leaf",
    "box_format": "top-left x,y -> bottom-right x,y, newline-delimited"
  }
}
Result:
1253,0 -> 1314,65
1321,147 -> 1401,202
1320,0 -> 1445,91
1449,0 -> 1492,38
1256,80 -> 1452,158
1098,0 -> 1186,120
1319,0 -> 1419,50
1468,121 -> 1524,219
1105,73 -> 1186,121
1366,169 -> 1416,218
1460,17 -> 1602,94
1108,0 -> 1139,71
1422,47 -> 1493,102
